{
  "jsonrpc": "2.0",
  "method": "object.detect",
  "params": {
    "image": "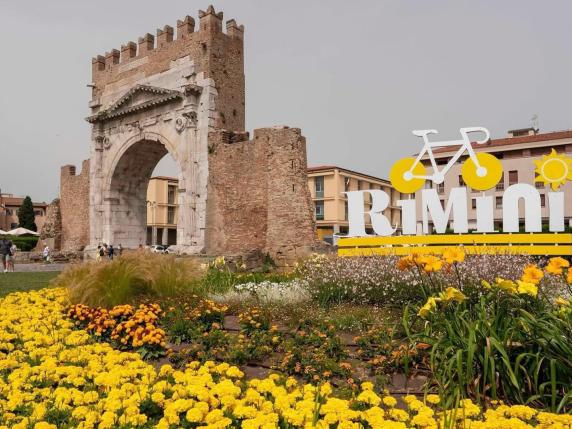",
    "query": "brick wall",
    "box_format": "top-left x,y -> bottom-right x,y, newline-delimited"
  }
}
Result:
60,160 -> 90,251
206,127 -> 316,263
